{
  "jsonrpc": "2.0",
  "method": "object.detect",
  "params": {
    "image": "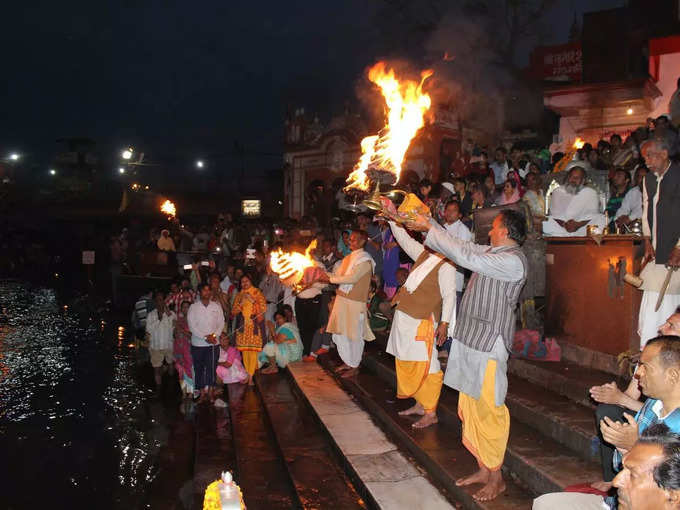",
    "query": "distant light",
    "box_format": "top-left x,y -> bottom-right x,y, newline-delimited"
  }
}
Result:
277,200 -> 283,205
626,108 -> 633,115
49,169 -> 56,176
9,153 -> 19,161
118,167 -> 125,174
196,160 -> 204,168
144,185 -> 149,190
122,148 -> 133,160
